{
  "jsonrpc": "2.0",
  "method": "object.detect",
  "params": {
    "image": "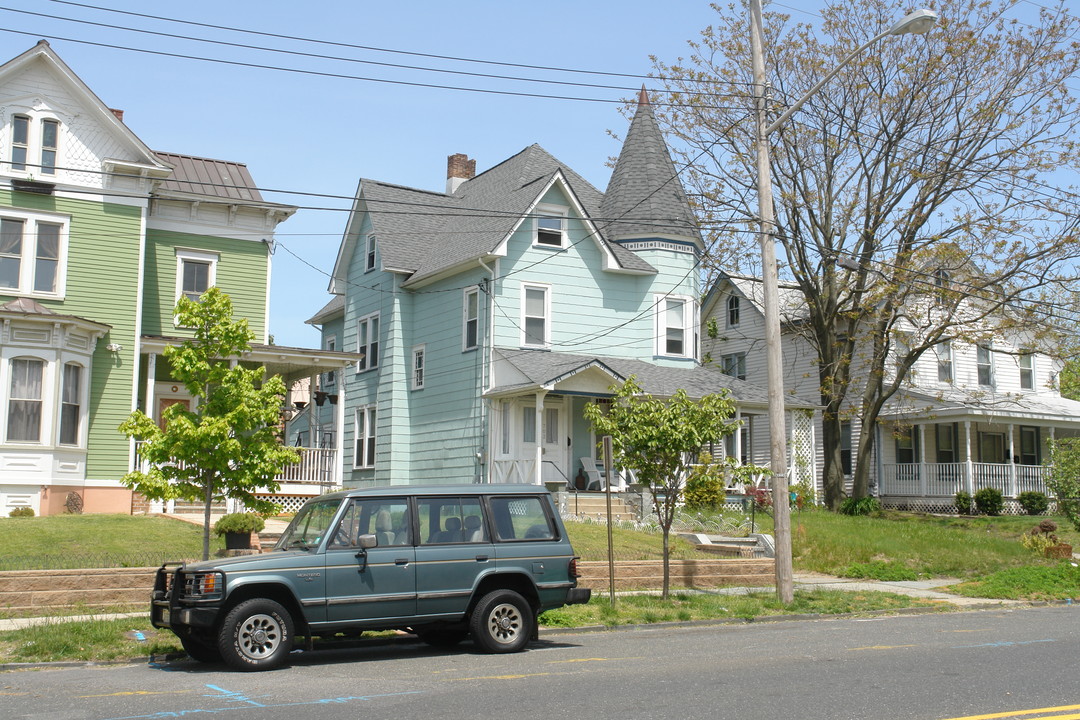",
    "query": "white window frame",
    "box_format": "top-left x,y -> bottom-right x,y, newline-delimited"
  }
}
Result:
323,335 -> 337,387
936,342 -> 953,384
58,361 -> 84,446
0,210 -> 69,298
411,344 -> 426,390
353,405 -> 376,469
463,286 -> 480,351
976,344 -> 995,387
356,312 -> 380,372
1019,349 -> 1035,391
365,234 -> 377,272
520,282 -> 551,348
533,204 -> 568,248
4,354 -> 47,444
6,113 -> 60,177
655,294 -> 695,358
174,249 -> 218,305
